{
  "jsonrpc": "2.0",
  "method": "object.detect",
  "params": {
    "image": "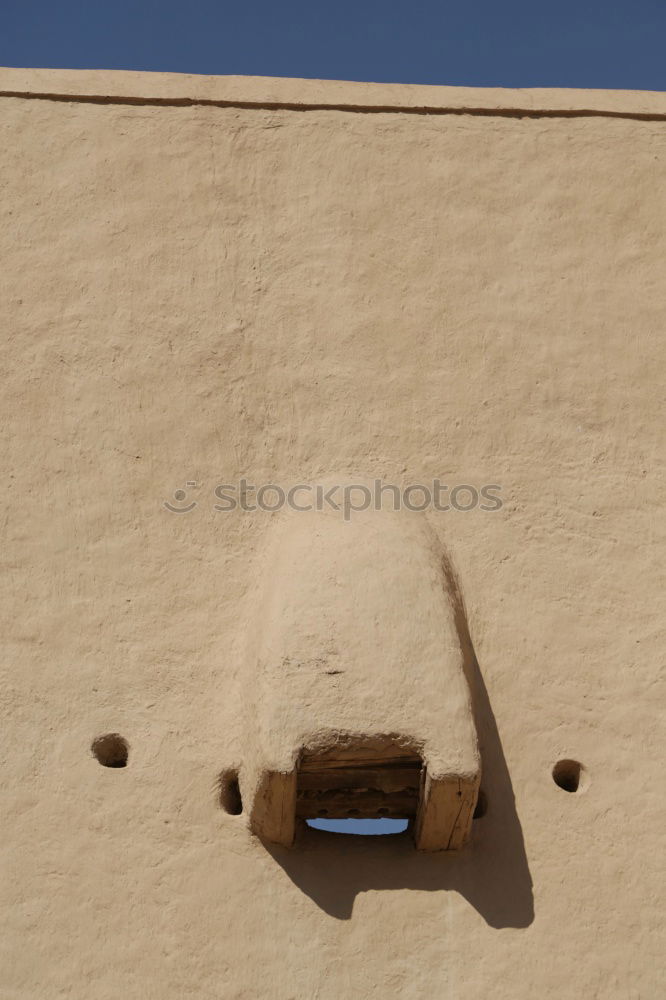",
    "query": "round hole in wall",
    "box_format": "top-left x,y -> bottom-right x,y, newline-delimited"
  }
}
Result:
473,789 -> 488,819
218,769 -> 243,815
552,759 -> 587,793
91,733 -> 128,768
317,808 -> 329,817
347,808 -> 360,817
377,807 -> 389,816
